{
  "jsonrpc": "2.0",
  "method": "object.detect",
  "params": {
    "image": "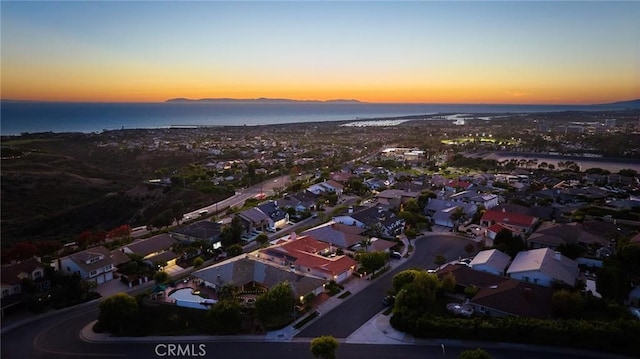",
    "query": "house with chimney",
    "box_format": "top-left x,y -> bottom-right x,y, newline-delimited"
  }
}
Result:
506,248 -> 579,287
257,233 -> 358,283
301,221 -> 368,249
192,256 -> 326,300
469,249 -> 511,276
